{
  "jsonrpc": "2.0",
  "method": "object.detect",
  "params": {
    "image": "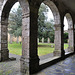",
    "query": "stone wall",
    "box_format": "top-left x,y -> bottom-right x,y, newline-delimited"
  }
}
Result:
0,0 -> 75,74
